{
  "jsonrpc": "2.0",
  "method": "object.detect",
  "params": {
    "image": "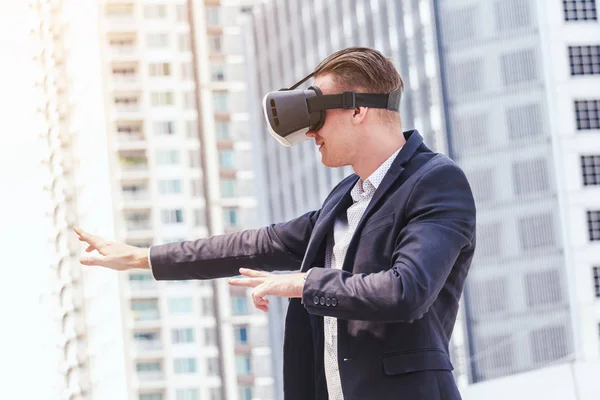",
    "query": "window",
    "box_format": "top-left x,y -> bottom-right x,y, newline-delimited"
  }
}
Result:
472,278 -> 508,315
176,4 -> 188,23
201,297 -> 214,316
193,209 -> 205,227
133,332 -> 160,342
223,207 -> 238,227
137,362 -> 161,372
206,356 -> 220,376
191,180 -> 203,197
156,150 -> 180,165
168,297 -> 192,314
213,92 -> 229,112
231,295 -> 248,315
151,91 -> 174,106
215,121 -> 230,139
568,45 -> 600,76
176,389 -> 199,400
184,91 -> 196,109
500,48 -> 538,86
129,272 -> 153,283
238,385 -> 253,400
140,393 -> 163,400
174,358 -> 197,374
581,155 -> 600,185
450,59 -> 484,95
592,266 -> 600,298
188,149 -> 200,168
525,269 -> 563,307
144,4 -> 167,19
186,120 -> 197,138
211,64 -> 225,81
209,35 -> 222,53
131,300 -> 159,320
563,0 -> 597,21
172,328 -> 195,344
204,326 -> 217,346
219,150 -> 234,169
518,213 -> 556,250
149,62 -> 171,76
234,325 -> 248,344
235,355 -> 252,375
147,33 -> 169,48
494,0 -> 531,31
162,209 -> 184,224
506,103 -> 543,140
512,158 -> 550,196
179,33 -> 191,51
106,4 -> 134,17
206,6 -> 219,25
154,121 -> 175,135
220,179 -> 236,197
588,210 -> 600,241
575,99 -> 600,130
181,62 -> 193,79
529,325 -> 570,364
